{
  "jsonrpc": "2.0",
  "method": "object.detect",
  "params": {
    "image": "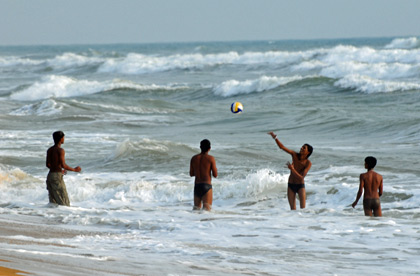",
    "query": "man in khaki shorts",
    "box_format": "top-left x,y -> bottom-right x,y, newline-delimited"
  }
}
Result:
352,156 -> 383,217
46,131 -> 81,206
